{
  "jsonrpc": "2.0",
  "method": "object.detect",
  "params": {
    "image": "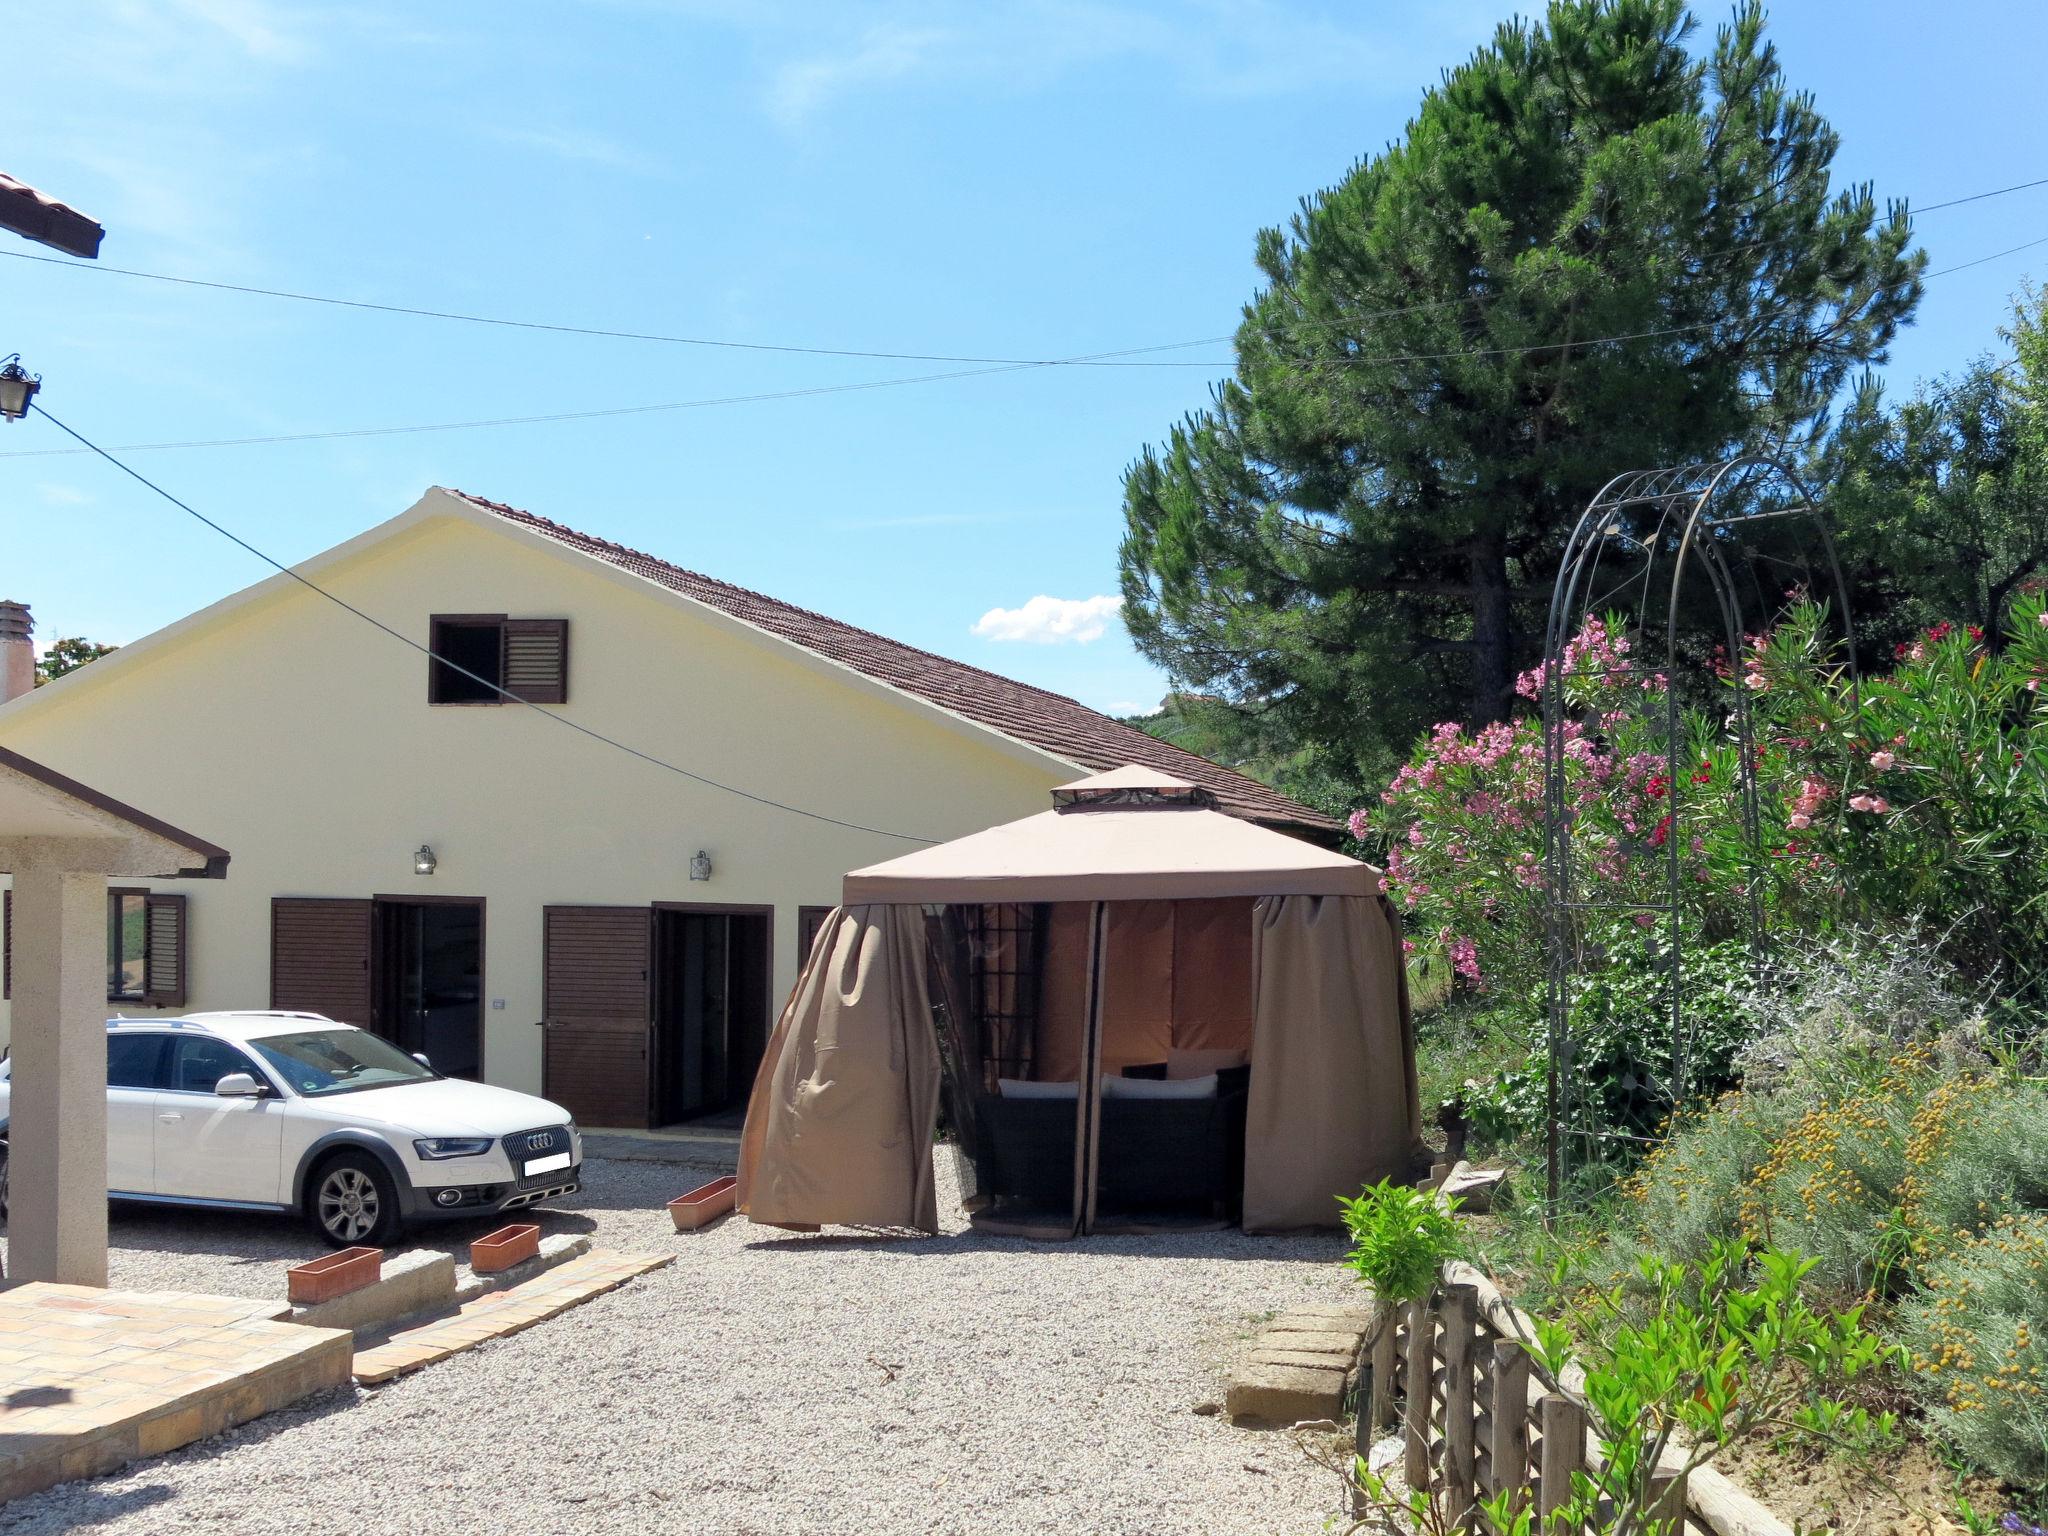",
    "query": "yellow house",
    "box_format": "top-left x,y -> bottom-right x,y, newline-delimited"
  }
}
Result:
0,488 -> 1332,1130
